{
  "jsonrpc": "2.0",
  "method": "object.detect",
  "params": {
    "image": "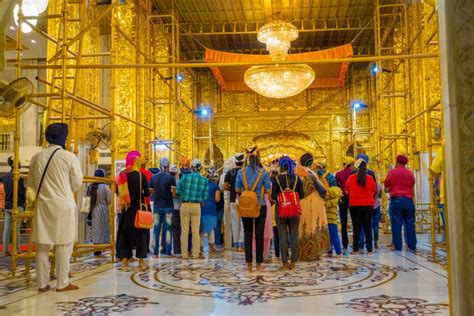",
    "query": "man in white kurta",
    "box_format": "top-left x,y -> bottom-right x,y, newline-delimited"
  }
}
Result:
28,123 -> 83,292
